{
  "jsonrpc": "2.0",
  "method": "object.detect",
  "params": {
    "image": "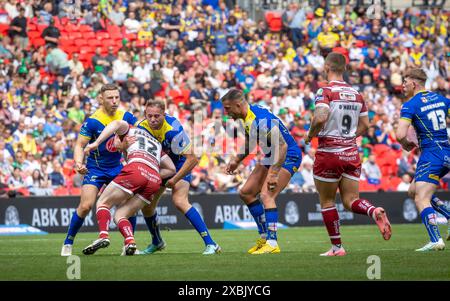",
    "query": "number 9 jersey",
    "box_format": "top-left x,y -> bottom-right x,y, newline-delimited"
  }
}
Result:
313,80 -> 368,183
315,80 -> 368,152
